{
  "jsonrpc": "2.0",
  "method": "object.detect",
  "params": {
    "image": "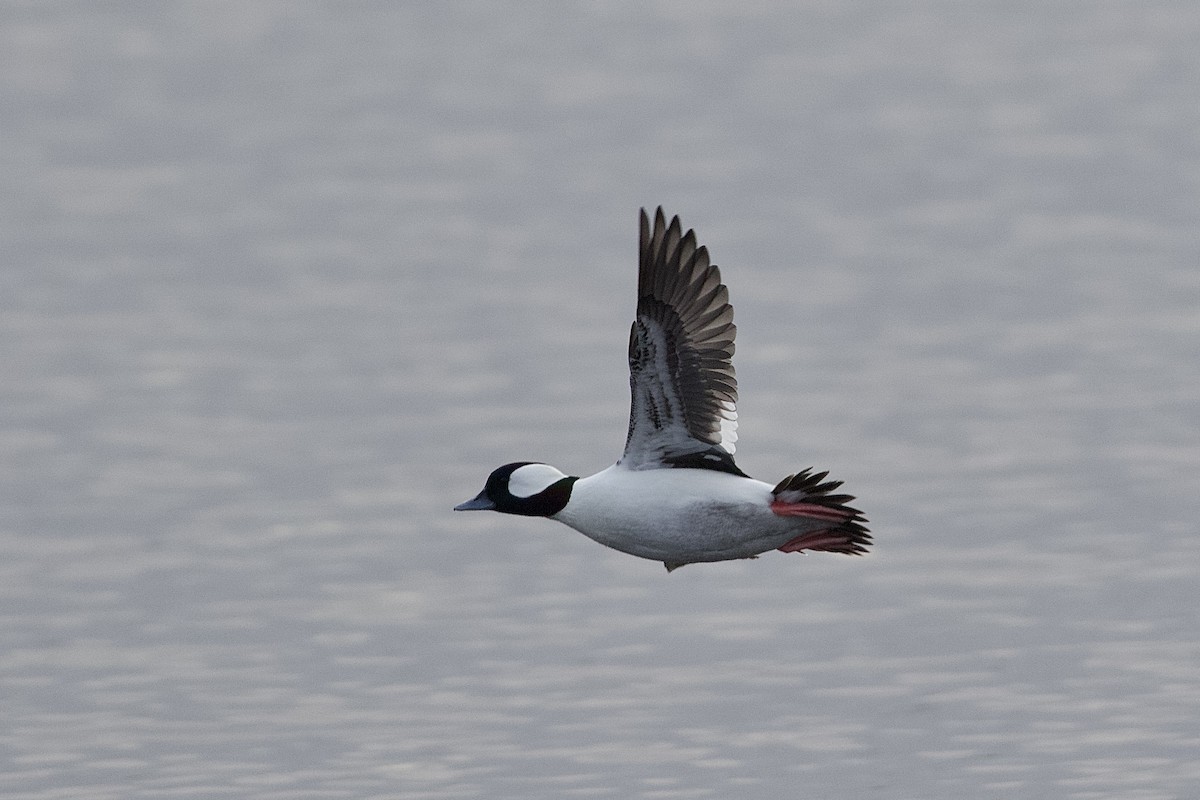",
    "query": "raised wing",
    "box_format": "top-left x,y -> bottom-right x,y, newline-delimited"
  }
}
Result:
620,207 -> 742,474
